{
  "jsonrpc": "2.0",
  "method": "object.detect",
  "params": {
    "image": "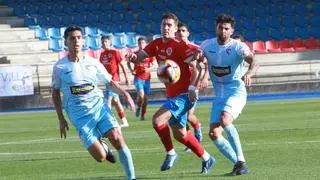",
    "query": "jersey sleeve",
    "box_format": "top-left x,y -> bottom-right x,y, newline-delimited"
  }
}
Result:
236,42 -> 251,58
143,40 -> 157,57
51,64 -> 61,89
180,41 -> 195,63
95,61 -> 112,84
115,50 -> 122,62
